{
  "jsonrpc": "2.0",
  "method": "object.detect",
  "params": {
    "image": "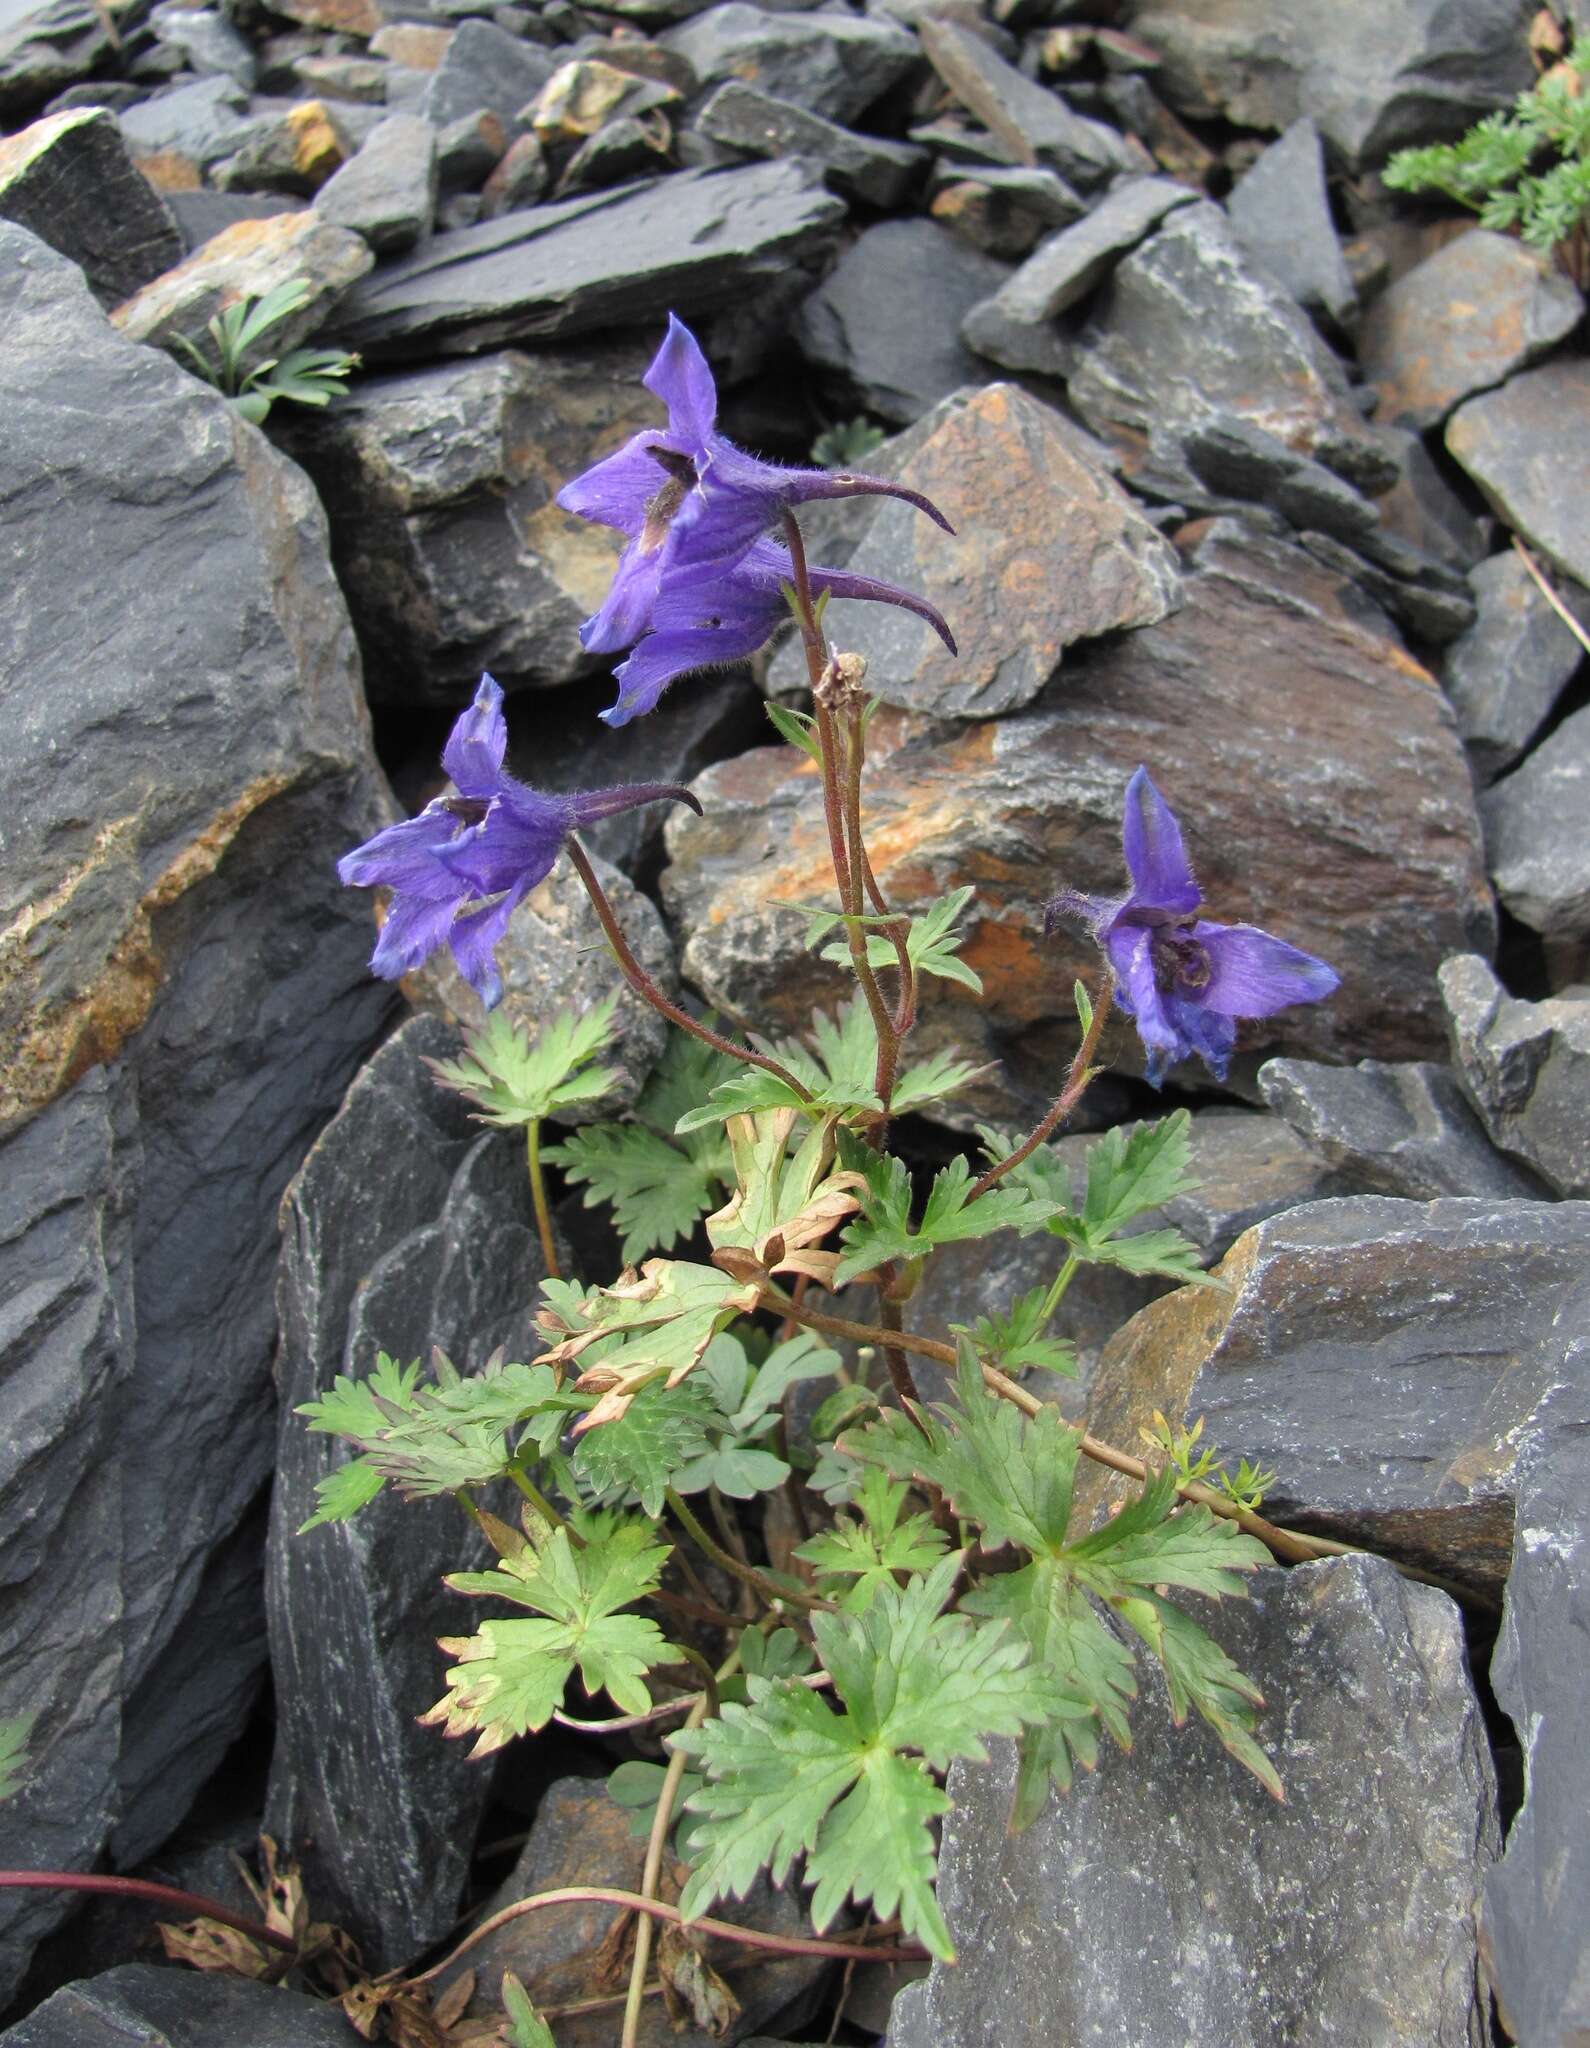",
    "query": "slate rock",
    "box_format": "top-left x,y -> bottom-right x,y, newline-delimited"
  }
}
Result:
1440,952 -> 1590,1197
670,525 -> 1492,1105
793,219 -> 1008,427
769,382 -> 1181,717
1298,527 -> 1478,647
660,2 -> 917,125
696,80 -> 926,208
1098,69 -> 1220,188
1480,1371 -> 1590,2048
406,848 -> 674,1119
919,16 -> 1138,189
289,50 -> 389,101
0,223 -> 393,2000
1441,550 -> 1590,782
265,1016 -> 547,1965
890,1556 -> 1499,2048
267,0 -> 382,34
1481,702 -> 1590,940
528,55 -> 681,143
314,110 -> 436,251
559,109 -> 671,191
479,129 -> 547,214
1124,0 -> 1535,170
147,0 -> 256,86
276,339 -> 668,696
1180,412 -> 1381,547
1257,1055 -> 1540,1201
419,15 -> 556,131
0,107 -> 183,306
116,73 -> 269,186
1361,228 -> 1584,432
1447,357 -> 1590,588
0,1962 -> 353,2046
1081,1196 -> 1590,1595
214,97 -> 355,195
369,19 -> 452,67
927,162 -> 1084,260
1226,116 -> 1355,329
0,0 -> 116,117
1068,202 -> 1380,476
111,208 -> 372,375
164,187 -> 301,251
431,1776 -> 827,2045
432,107 -> 503,194
964,173 -> 1194,362
1371,425 -> 1493,574
335,158 -> 844,359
